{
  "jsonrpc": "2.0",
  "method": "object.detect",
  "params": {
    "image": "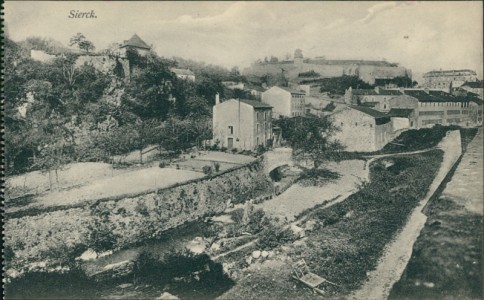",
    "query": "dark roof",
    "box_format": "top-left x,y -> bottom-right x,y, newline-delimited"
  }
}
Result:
120,34 -> 151,49
238,99 -> 272,109
403,90 -> 441,102
349,106 -> 389,118
387,108 -> 414,118
378,89 -> 403,95
352,89 -> 378,95
462,81 -> 483,88
428,90 -> 460,102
